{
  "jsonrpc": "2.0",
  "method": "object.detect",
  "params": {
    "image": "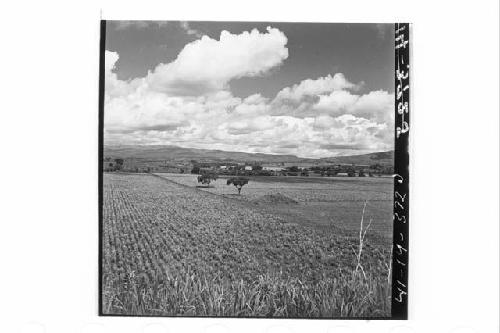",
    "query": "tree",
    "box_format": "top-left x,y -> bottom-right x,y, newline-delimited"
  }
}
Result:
326,169 -> 337,177
114,158 -> 124,171
191,166 -> 200,174
197,173 -> 218,187
226,177 -> 249,195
